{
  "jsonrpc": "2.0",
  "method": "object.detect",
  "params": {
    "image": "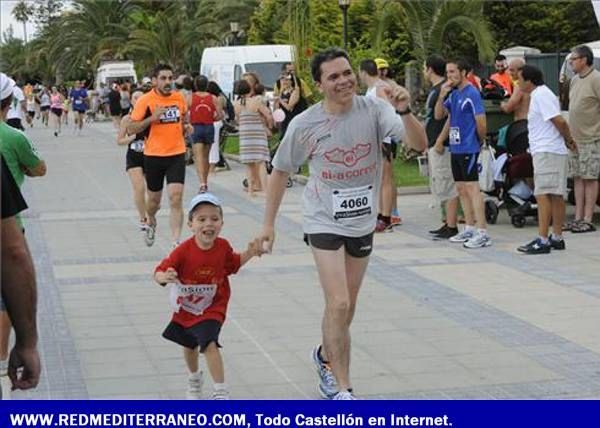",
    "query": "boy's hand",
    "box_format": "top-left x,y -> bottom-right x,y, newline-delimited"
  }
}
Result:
246,239 -> 262,257
156,268 -> 178,286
